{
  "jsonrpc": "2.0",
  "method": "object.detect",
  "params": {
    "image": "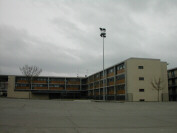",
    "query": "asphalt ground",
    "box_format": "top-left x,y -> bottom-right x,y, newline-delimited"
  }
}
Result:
0,98 -> 177,133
